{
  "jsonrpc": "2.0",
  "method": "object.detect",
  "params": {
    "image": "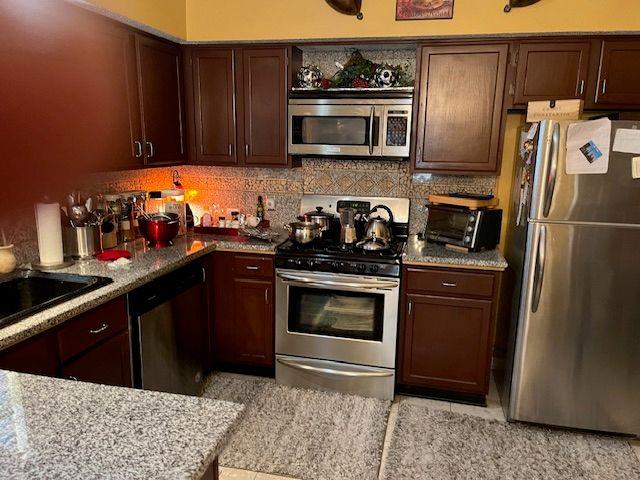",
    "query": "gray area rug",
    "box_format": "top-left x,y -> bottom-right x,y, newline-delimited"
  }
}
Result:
382,403 -> 640,480
202,373 -> 391,480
